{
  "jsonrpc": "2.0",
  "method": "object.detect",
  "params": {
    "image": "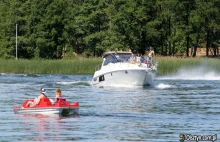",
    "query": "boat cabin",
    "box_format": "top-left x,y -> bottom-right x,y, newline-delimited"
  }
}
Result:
102,52 -> 132,66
